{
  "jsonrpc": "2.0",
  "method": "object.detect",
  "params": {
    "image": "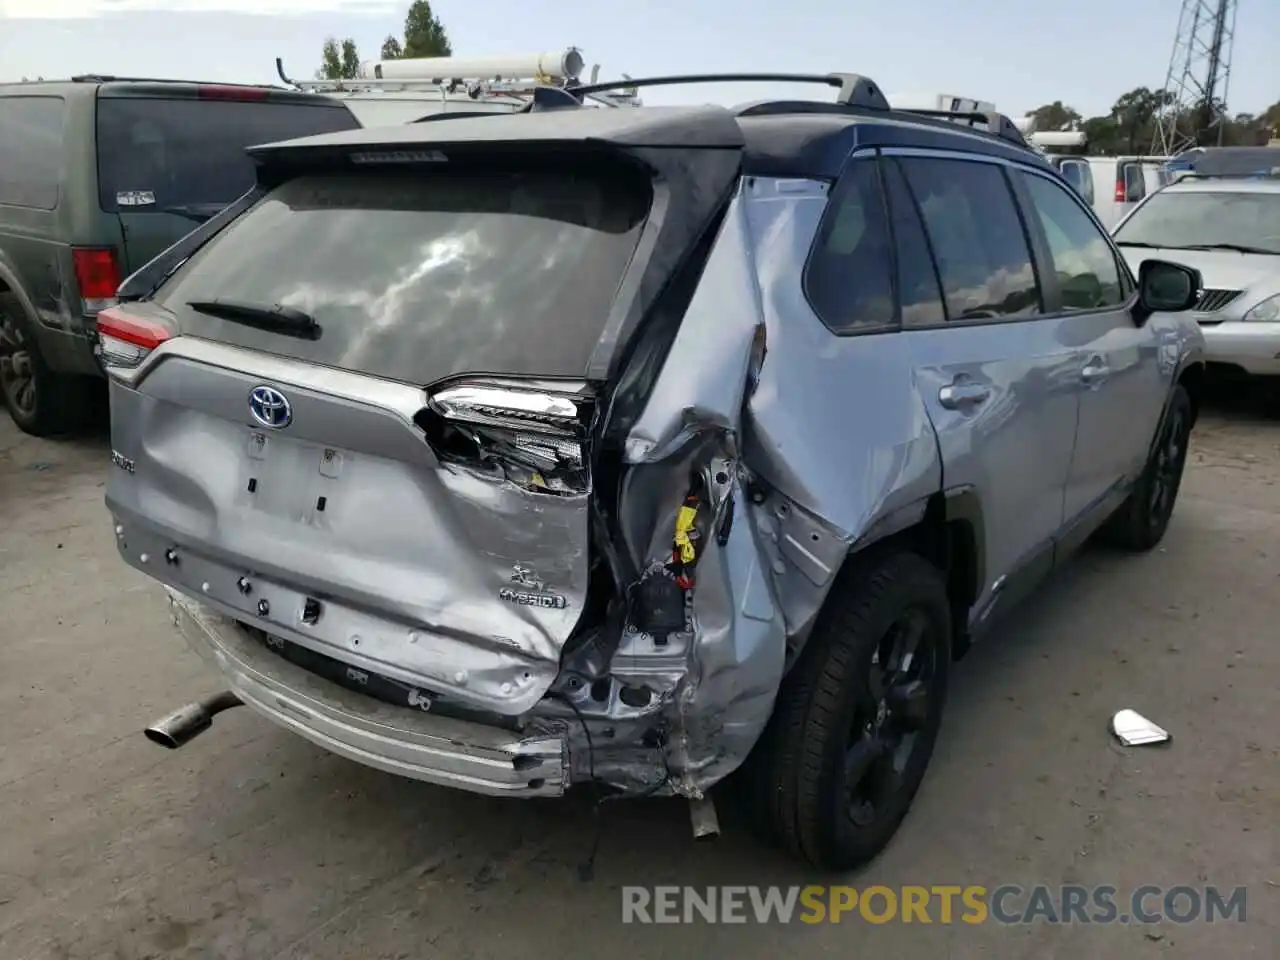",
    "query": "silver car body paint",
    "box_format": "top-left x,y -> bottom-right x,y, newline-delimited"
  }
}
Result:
106,140 -> 1207,799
